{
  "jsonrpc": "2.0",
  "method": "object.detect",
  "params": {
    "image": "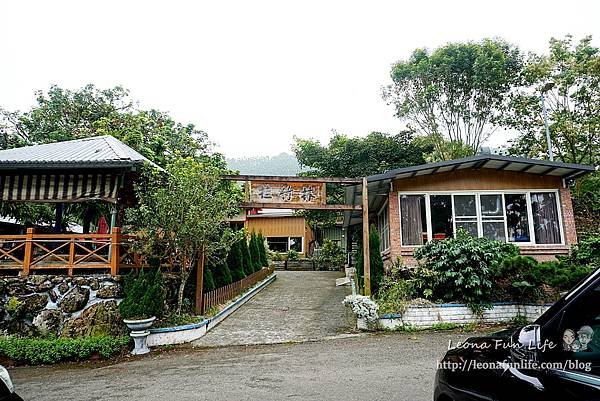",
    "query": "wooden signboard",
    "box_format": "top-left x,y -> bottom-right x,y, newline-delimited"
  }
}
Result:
248,181 -> 326,206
